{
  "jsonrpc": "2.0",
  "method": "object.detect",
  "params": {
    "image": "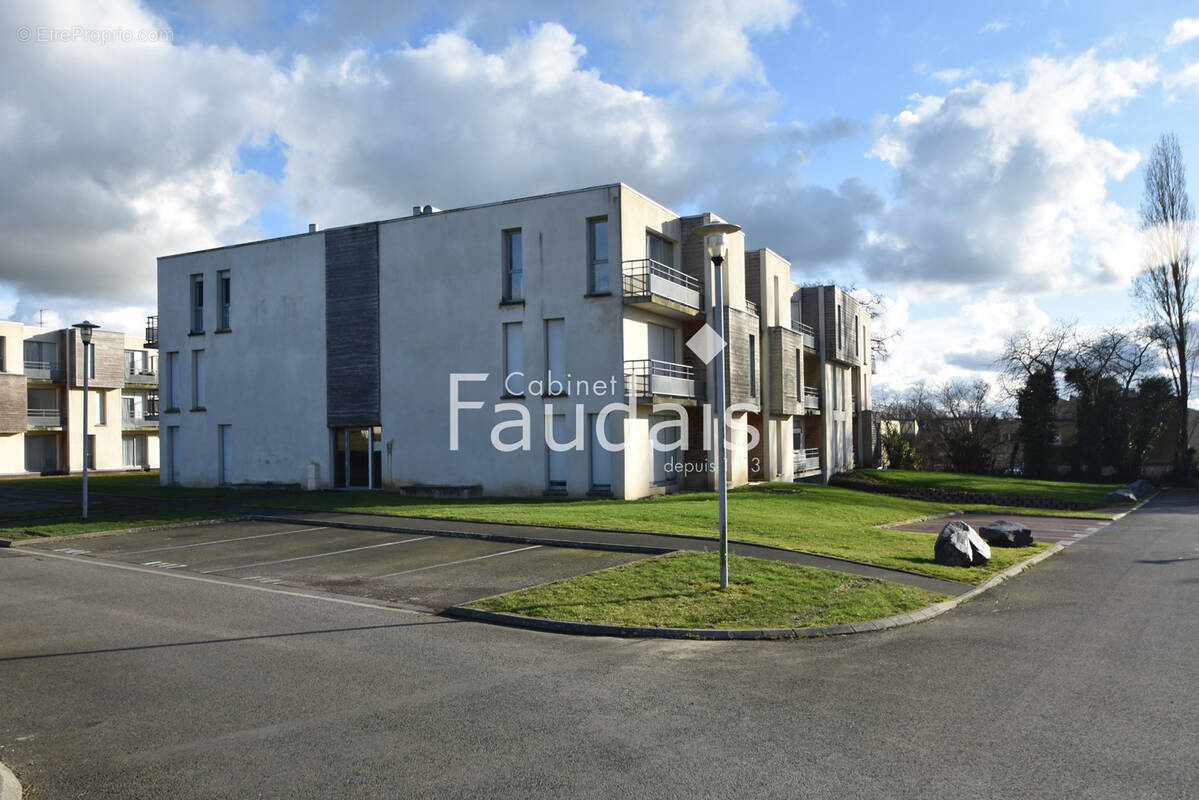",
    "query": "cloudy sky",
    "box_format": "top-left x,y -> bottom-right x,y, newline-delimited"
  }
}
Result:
2,0 -> 1197,395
